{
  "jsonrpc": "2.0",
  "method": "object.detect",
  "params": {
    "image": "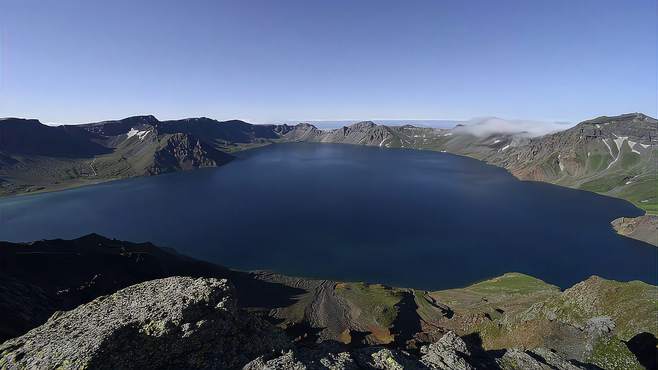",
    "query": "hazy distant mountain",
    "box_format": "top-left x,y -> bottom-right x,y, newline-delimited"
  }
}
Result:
282,119 -> 461,130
